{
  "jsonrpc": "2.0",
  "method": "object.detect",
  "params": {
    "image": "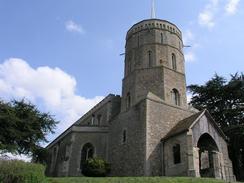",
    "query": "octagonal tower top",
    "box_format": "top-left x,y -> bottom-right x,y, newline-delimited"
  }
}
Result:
126,19 -> 182,41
